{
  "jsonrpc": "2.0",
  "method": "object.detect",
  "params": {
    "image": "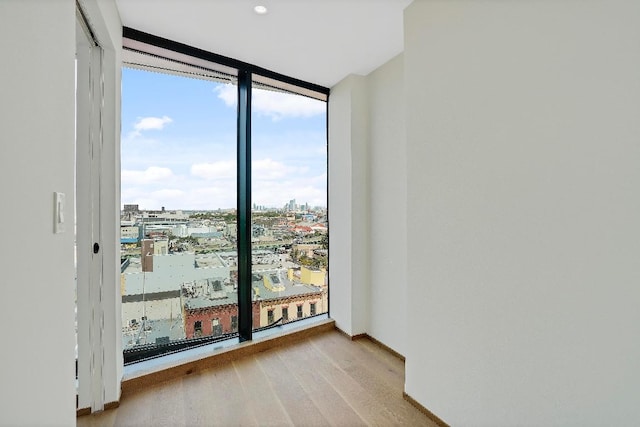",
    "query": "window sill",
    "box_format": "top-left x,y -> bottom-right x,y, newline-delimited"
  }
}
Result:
121,315 -> 333,398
